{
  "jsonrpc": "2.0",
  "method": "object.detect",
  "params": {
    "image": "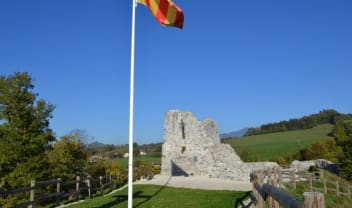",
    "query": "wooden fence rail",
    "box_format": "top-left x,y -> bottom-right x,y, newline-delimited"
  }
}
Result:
281,169 -> 352,198
0,174 -> 121,208
250,171 -> 325,208
245,167 -> 352,208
